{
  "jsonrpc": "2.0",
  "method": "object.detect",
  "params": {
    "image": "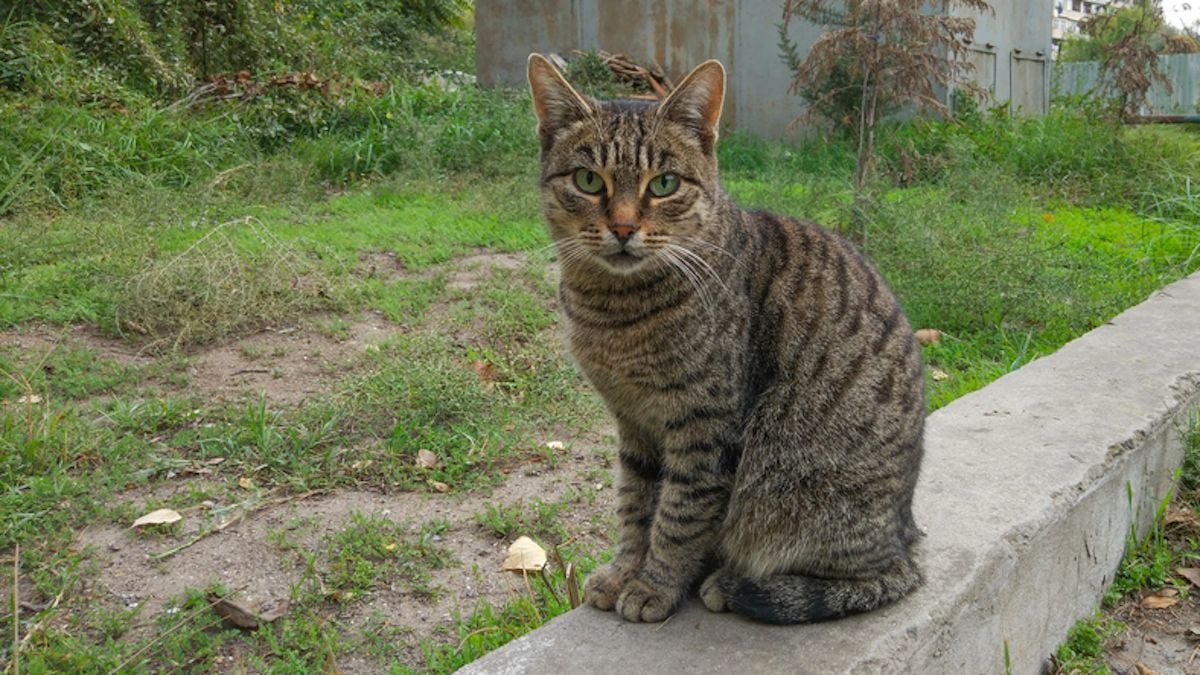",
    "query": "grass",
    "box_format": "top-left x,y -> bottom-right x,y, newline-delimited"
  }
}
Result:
2,31 -> 1200,671
1052,413 -> 1200,673
1054,614 -> 1126,674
